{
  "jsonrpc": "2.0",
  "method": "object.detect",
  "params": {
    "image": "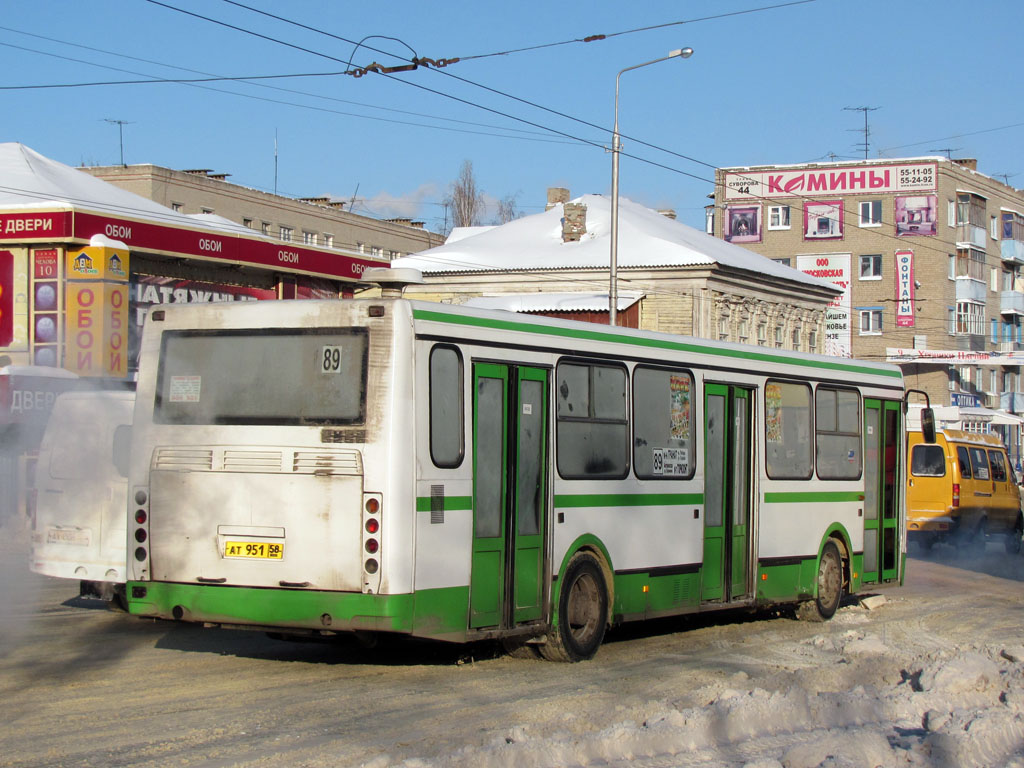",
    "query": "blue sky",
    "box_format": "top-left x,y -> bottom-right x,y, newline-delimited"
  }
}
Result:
2,0 -> 1022,232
